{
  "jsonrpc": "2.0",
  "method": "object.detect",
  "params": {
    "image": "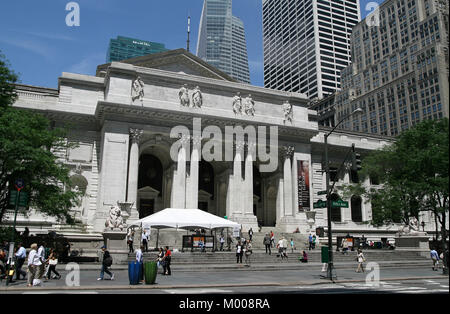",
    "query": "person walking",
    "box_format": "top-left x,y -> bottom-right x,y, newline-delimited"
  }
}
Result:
163,246 -> 172,275
356,249 -> 366,273
308,234 -> 313,251
37,242 -> 46,281
270,231 -> 275,248
263,234 -> 271,255
45,249 -> 61,280
27,243 -> 41,287
127,229 -> 135,254
290,238 -> 295,253
430,249 -> 440,271
14,243 -> 27,281
248,228 -> 253,242
236,241 -> 243,264
227,234 -> 233,251
142,229 -> 149,252
312,235 -> 317,250
219,235 -> 225,251
244,240 -> 253,266
97,246 -> 114,281
136,245 -> 144,282
342,238 -> 349,255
